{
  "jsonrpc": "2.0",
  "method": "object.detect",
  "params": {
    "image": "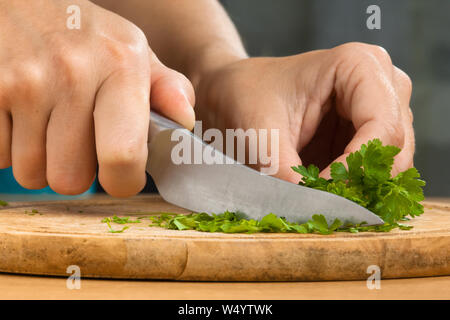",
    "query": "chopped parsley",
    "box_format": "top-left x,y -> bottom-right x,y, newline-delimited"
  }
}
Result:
101,215 -> 141,225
